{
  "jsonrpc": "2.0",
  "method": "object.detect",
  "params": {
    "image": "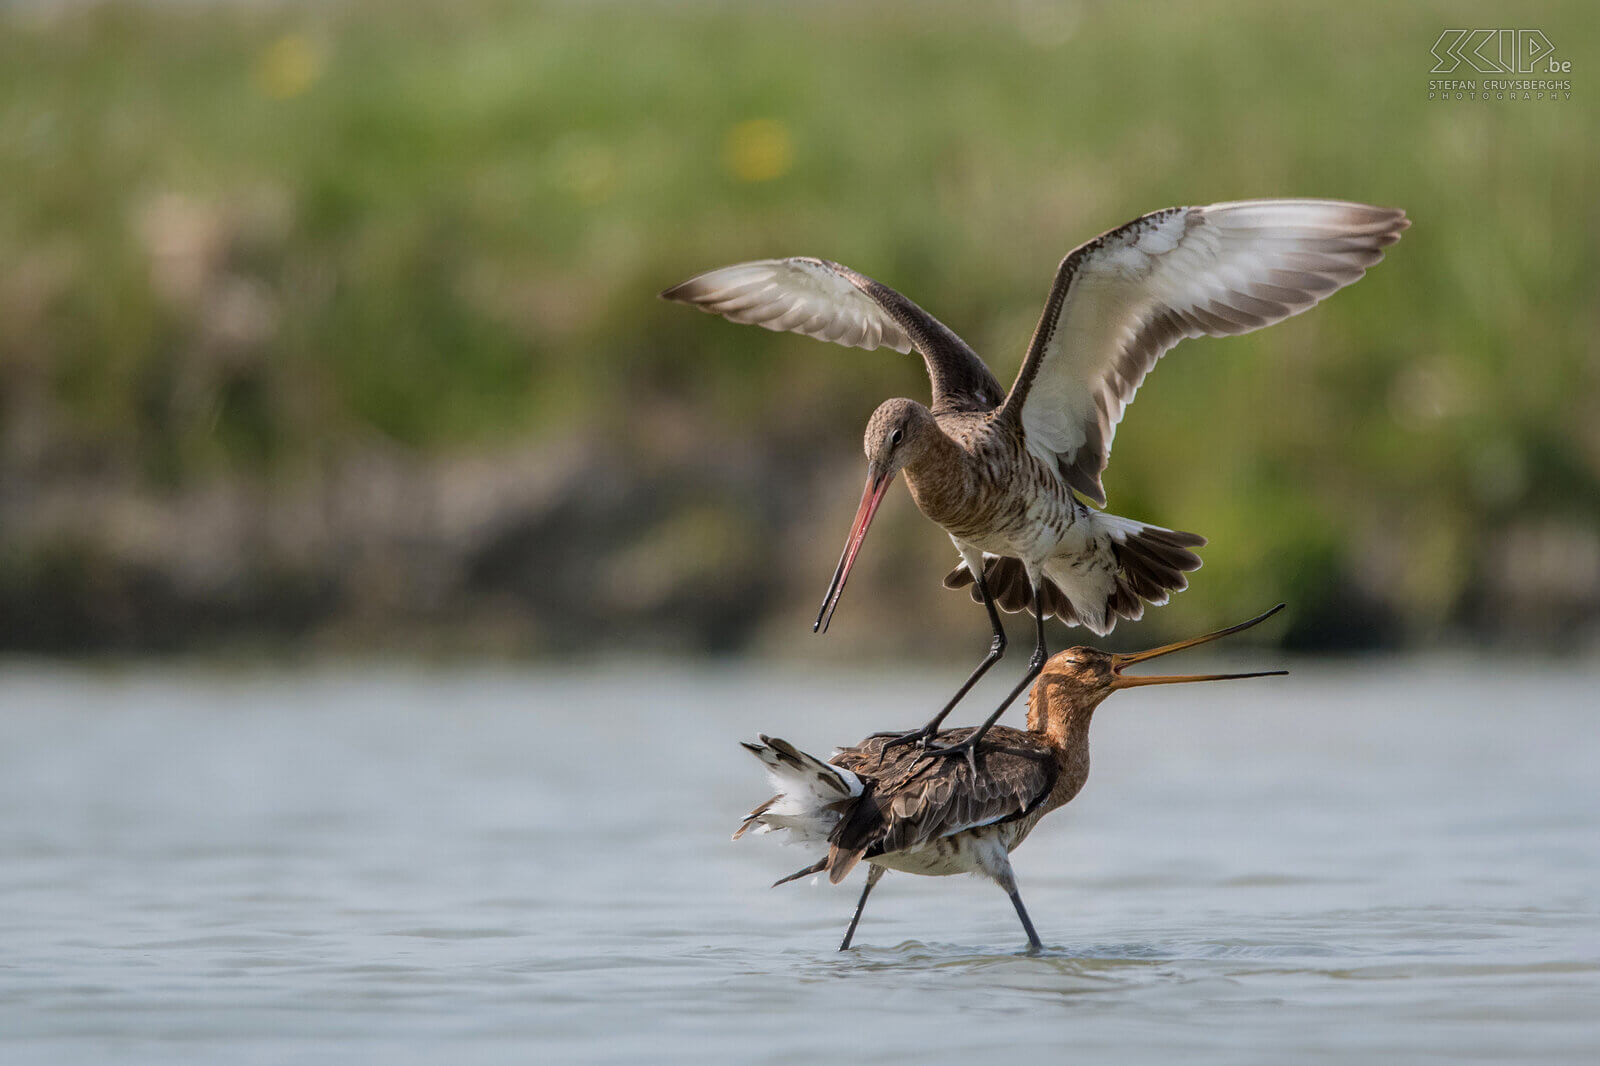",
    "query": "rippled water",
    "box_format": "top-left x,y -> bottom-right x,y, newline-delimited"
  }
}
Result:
1,657 -> 1596,1064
